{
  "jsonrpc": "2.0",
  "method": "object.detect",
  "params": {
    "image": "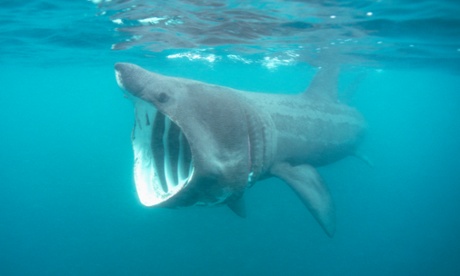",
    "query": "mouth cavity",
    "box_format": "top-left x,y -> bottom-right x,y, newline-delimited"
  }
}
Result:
131,99 -> 194,206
